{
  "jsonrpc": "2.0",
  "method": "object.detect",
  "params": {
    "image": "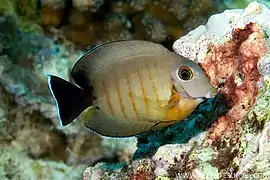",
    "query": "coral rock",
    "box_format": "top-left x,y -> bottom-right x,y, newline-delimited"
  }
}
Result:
0,14 -> 138,179
0,147 -> 85,180
63,23 -> 102,46
173,1 -> 267,141
42,0 -> 66,9
68,9 -> 89,27
110,0 -> 151,15
72,0 -> 105,12
173,1 -> 270,178
147,1 -> 180,24
41,6 -> 64,27
132,12 -> 168,42
159,0 -> 189,21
